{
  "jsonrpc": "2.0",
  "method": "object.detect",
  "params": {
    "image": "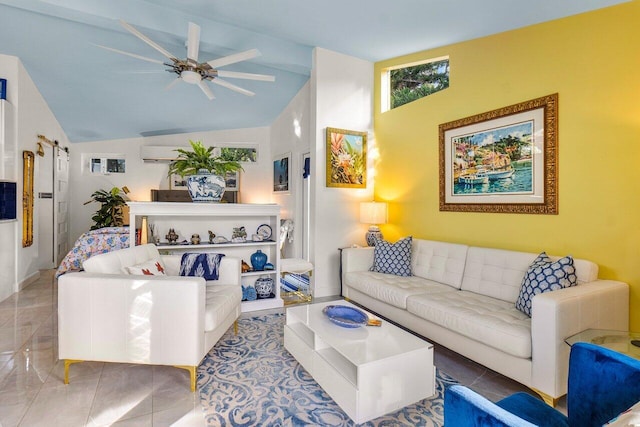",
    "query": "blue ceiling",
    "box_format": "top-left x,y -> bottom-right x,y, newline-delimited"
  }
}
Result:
0,0 -> 627,142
